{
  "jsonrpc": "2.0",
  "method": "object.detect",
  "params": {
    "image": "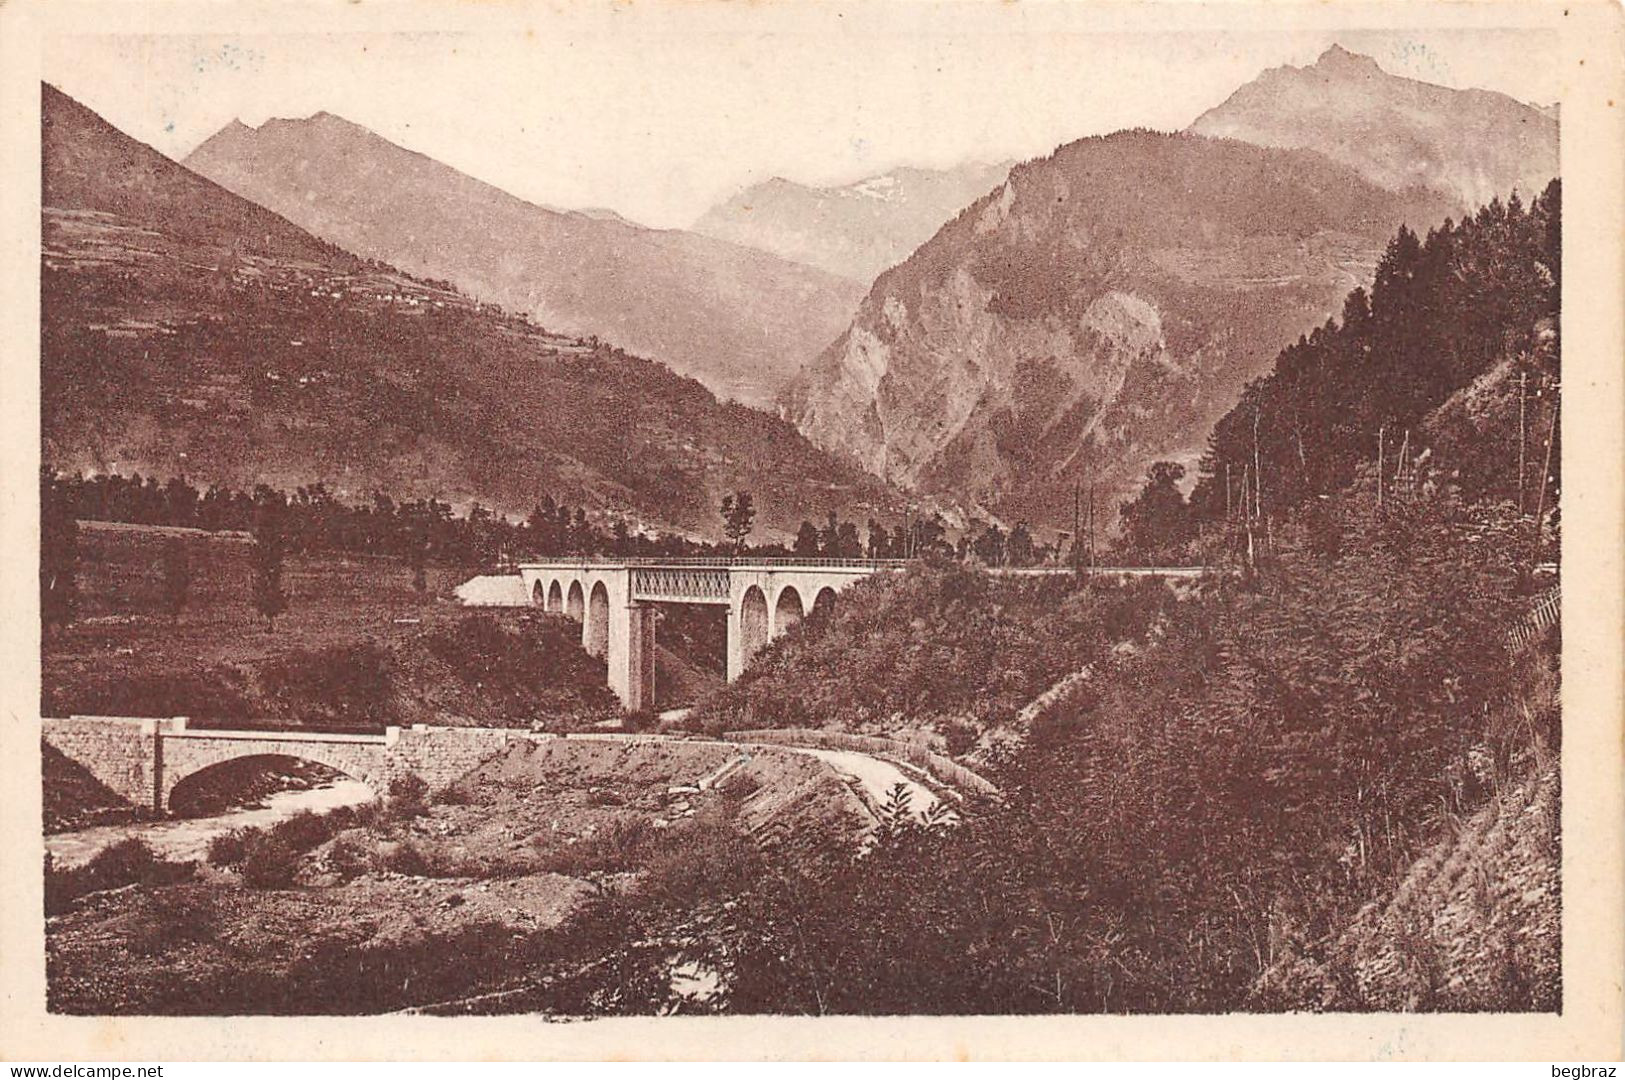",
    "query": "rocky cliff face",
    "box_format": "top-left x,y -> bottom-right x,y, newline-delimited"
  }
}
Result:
787,130 -> 1453,527
1189,45 -> 1557,213
184,113 -> 864,408
693,161 -> 1013,283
